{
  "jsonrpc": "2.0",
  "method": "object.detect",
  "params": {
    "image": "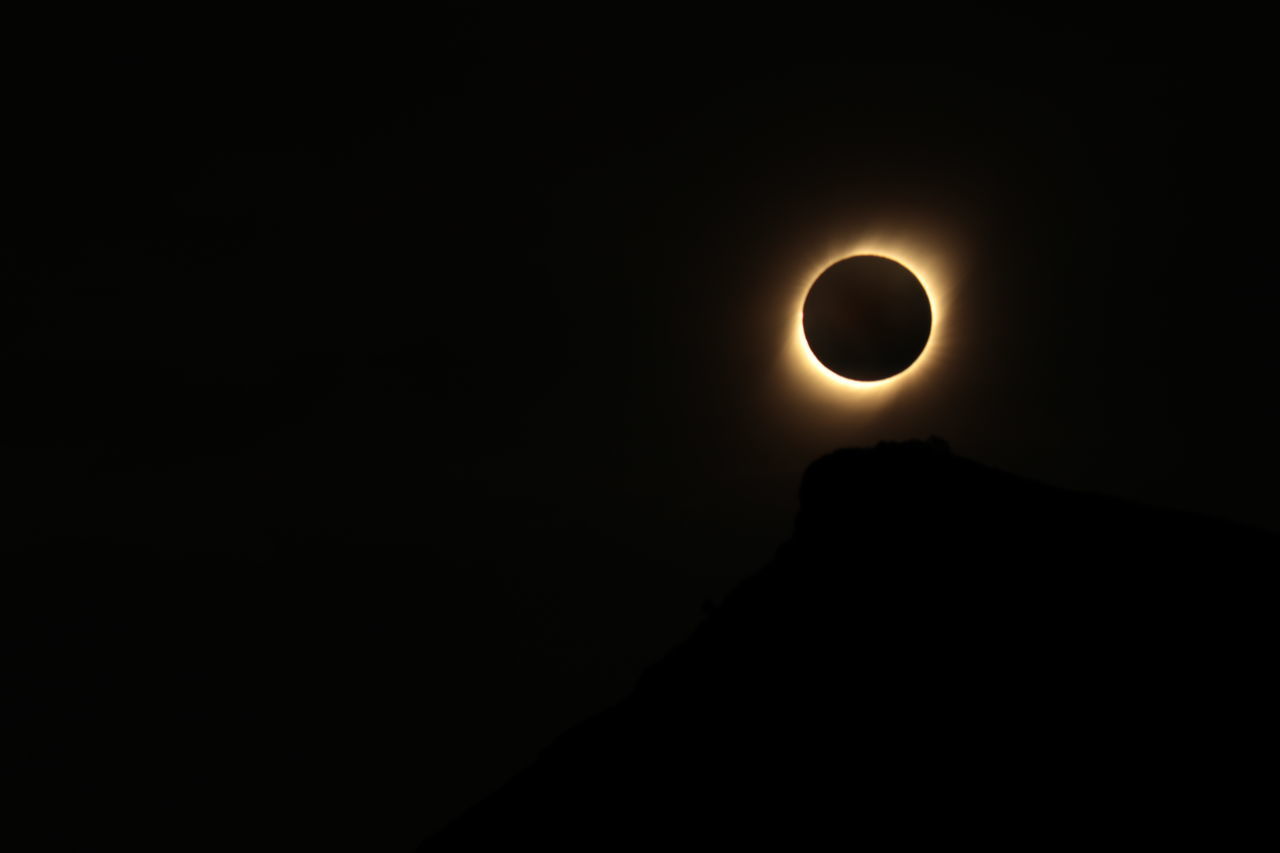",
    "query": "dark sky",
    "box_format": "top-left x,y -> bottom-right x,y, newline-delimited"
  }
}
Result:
4,11 -> 1277,849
